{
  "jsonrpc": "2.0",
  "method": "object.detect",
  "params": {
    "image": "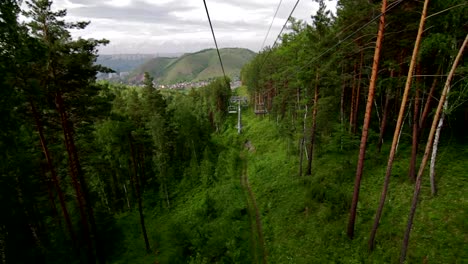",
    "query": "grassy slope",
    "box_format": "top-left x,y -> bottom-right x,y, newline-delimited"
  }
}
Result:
111,87 -> 467,263
127,57 -> 177,82
130,48 -> 256,84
